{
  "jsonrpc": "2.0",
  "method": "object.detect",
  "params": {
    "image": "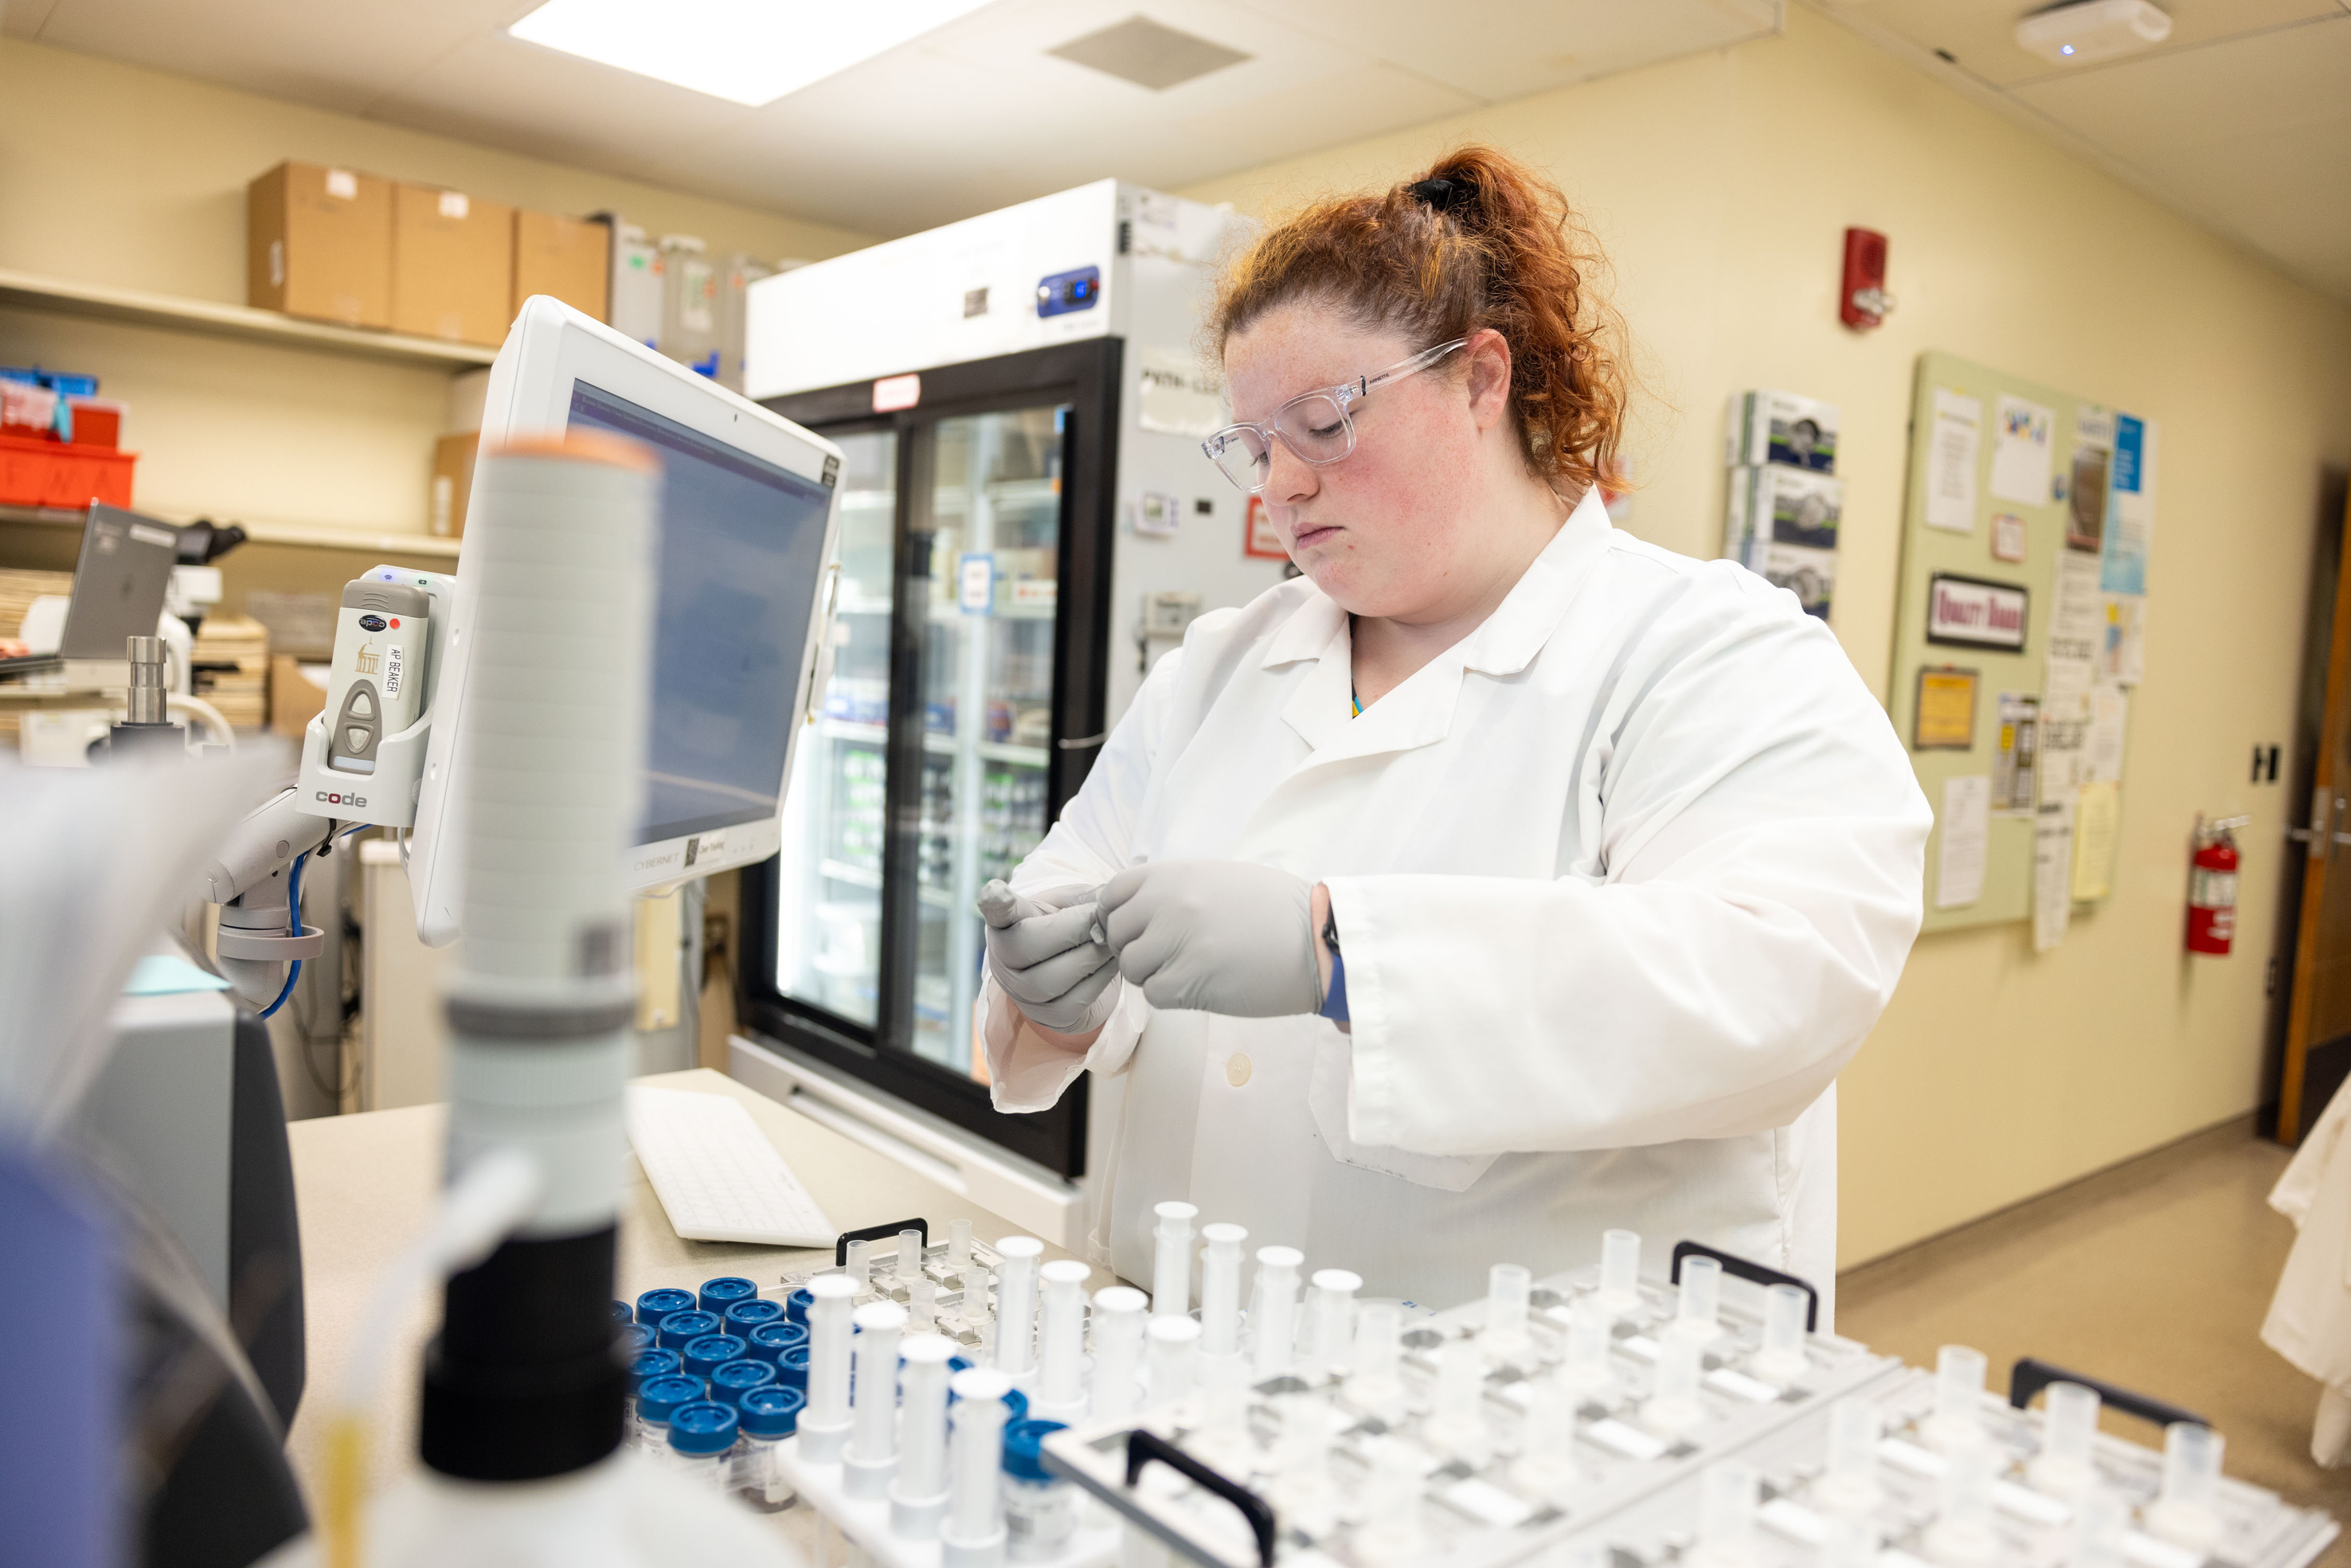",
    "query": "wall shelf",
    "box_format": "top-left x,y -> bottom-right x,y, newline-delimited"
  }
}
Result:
0,268 -> 498,370
0,502 -> 462,558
